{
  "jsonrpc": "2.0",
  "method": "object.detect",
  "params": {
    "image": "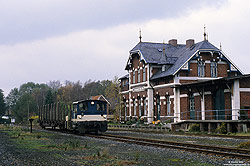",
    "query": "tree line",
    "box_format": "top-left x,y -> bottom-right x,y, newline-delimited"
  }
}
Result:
0,77 -> 120,123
